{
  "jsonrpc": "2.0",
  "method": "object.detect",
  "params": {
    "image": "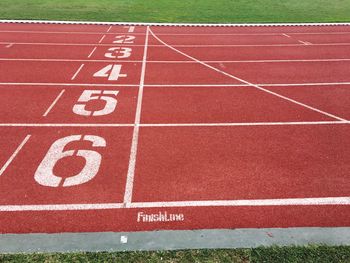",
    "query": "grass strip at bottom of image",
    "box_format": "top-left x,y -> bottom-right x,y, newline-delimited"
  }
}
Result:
0,245 -> 350,263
